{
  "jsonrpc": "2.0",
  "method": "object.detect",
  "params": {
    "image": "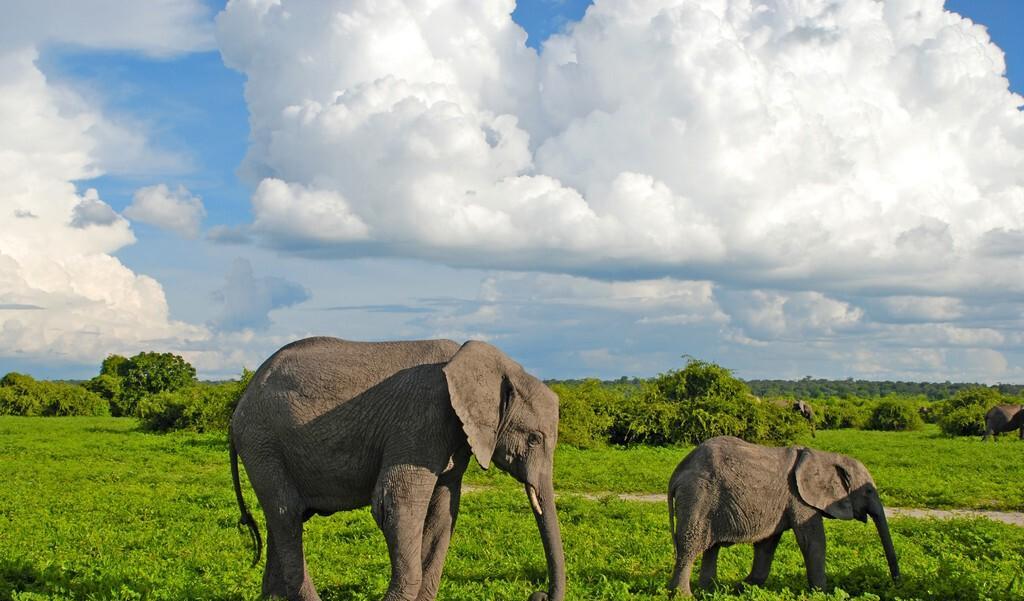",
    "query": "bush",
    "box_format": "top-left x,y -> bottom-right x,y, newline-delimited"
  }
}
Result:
138,369 -> 253,432
0,372 -> 109,417
117,352 -> 197,417
84,373 -> 121,403
816,398 -> 871,429
607,392 -> 680,446
609,359 -> 807,446
936,386 -> 1001,436
866,399 -> 923,431
550,379 -> 619,448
